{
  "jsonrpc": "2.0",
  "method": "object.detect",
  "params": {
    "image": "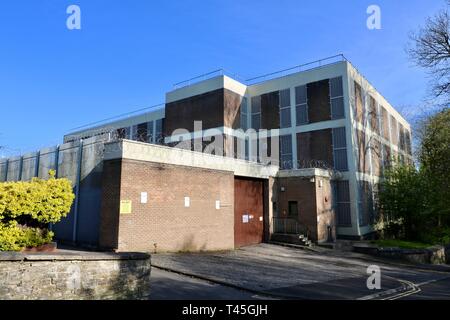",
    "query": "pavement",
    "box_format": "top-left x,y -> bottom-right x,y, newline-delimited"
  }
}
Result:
151,243 -> 450,300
